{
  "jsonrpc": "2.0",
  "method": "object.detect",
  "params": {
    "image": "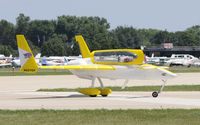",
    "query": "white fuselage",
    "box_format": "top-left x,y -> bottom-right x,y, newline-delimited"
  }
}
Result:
68,58 -> 177,80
